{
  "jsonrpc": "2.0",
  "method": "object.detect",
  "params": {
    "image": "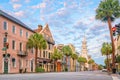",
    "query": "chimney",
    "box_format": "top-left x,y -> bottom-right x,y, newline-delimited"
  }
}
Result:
38,25 -> 42,32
